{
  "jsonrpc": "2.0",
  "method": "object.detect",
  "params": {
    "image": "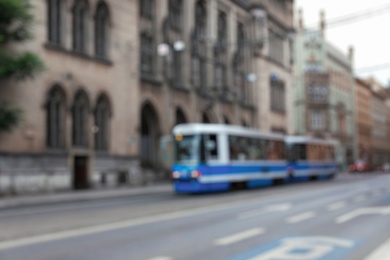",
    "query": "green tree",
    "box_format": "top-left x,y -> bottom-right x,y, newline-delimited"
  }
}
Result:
0,0 -> 44,131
